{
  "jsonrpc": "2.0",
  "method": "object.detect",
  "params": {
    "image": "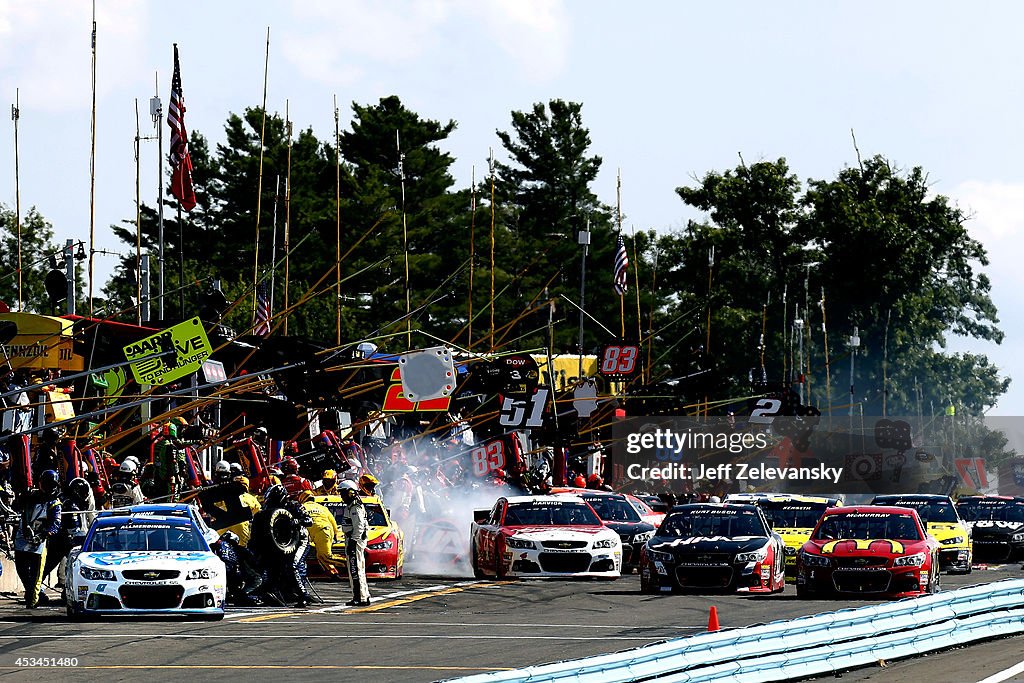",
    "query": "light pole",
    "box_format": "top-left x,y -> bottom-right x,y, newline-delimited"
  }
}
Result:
577,221 -> 590,379
848,324 -> 861,419
794,312 -> 805,404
